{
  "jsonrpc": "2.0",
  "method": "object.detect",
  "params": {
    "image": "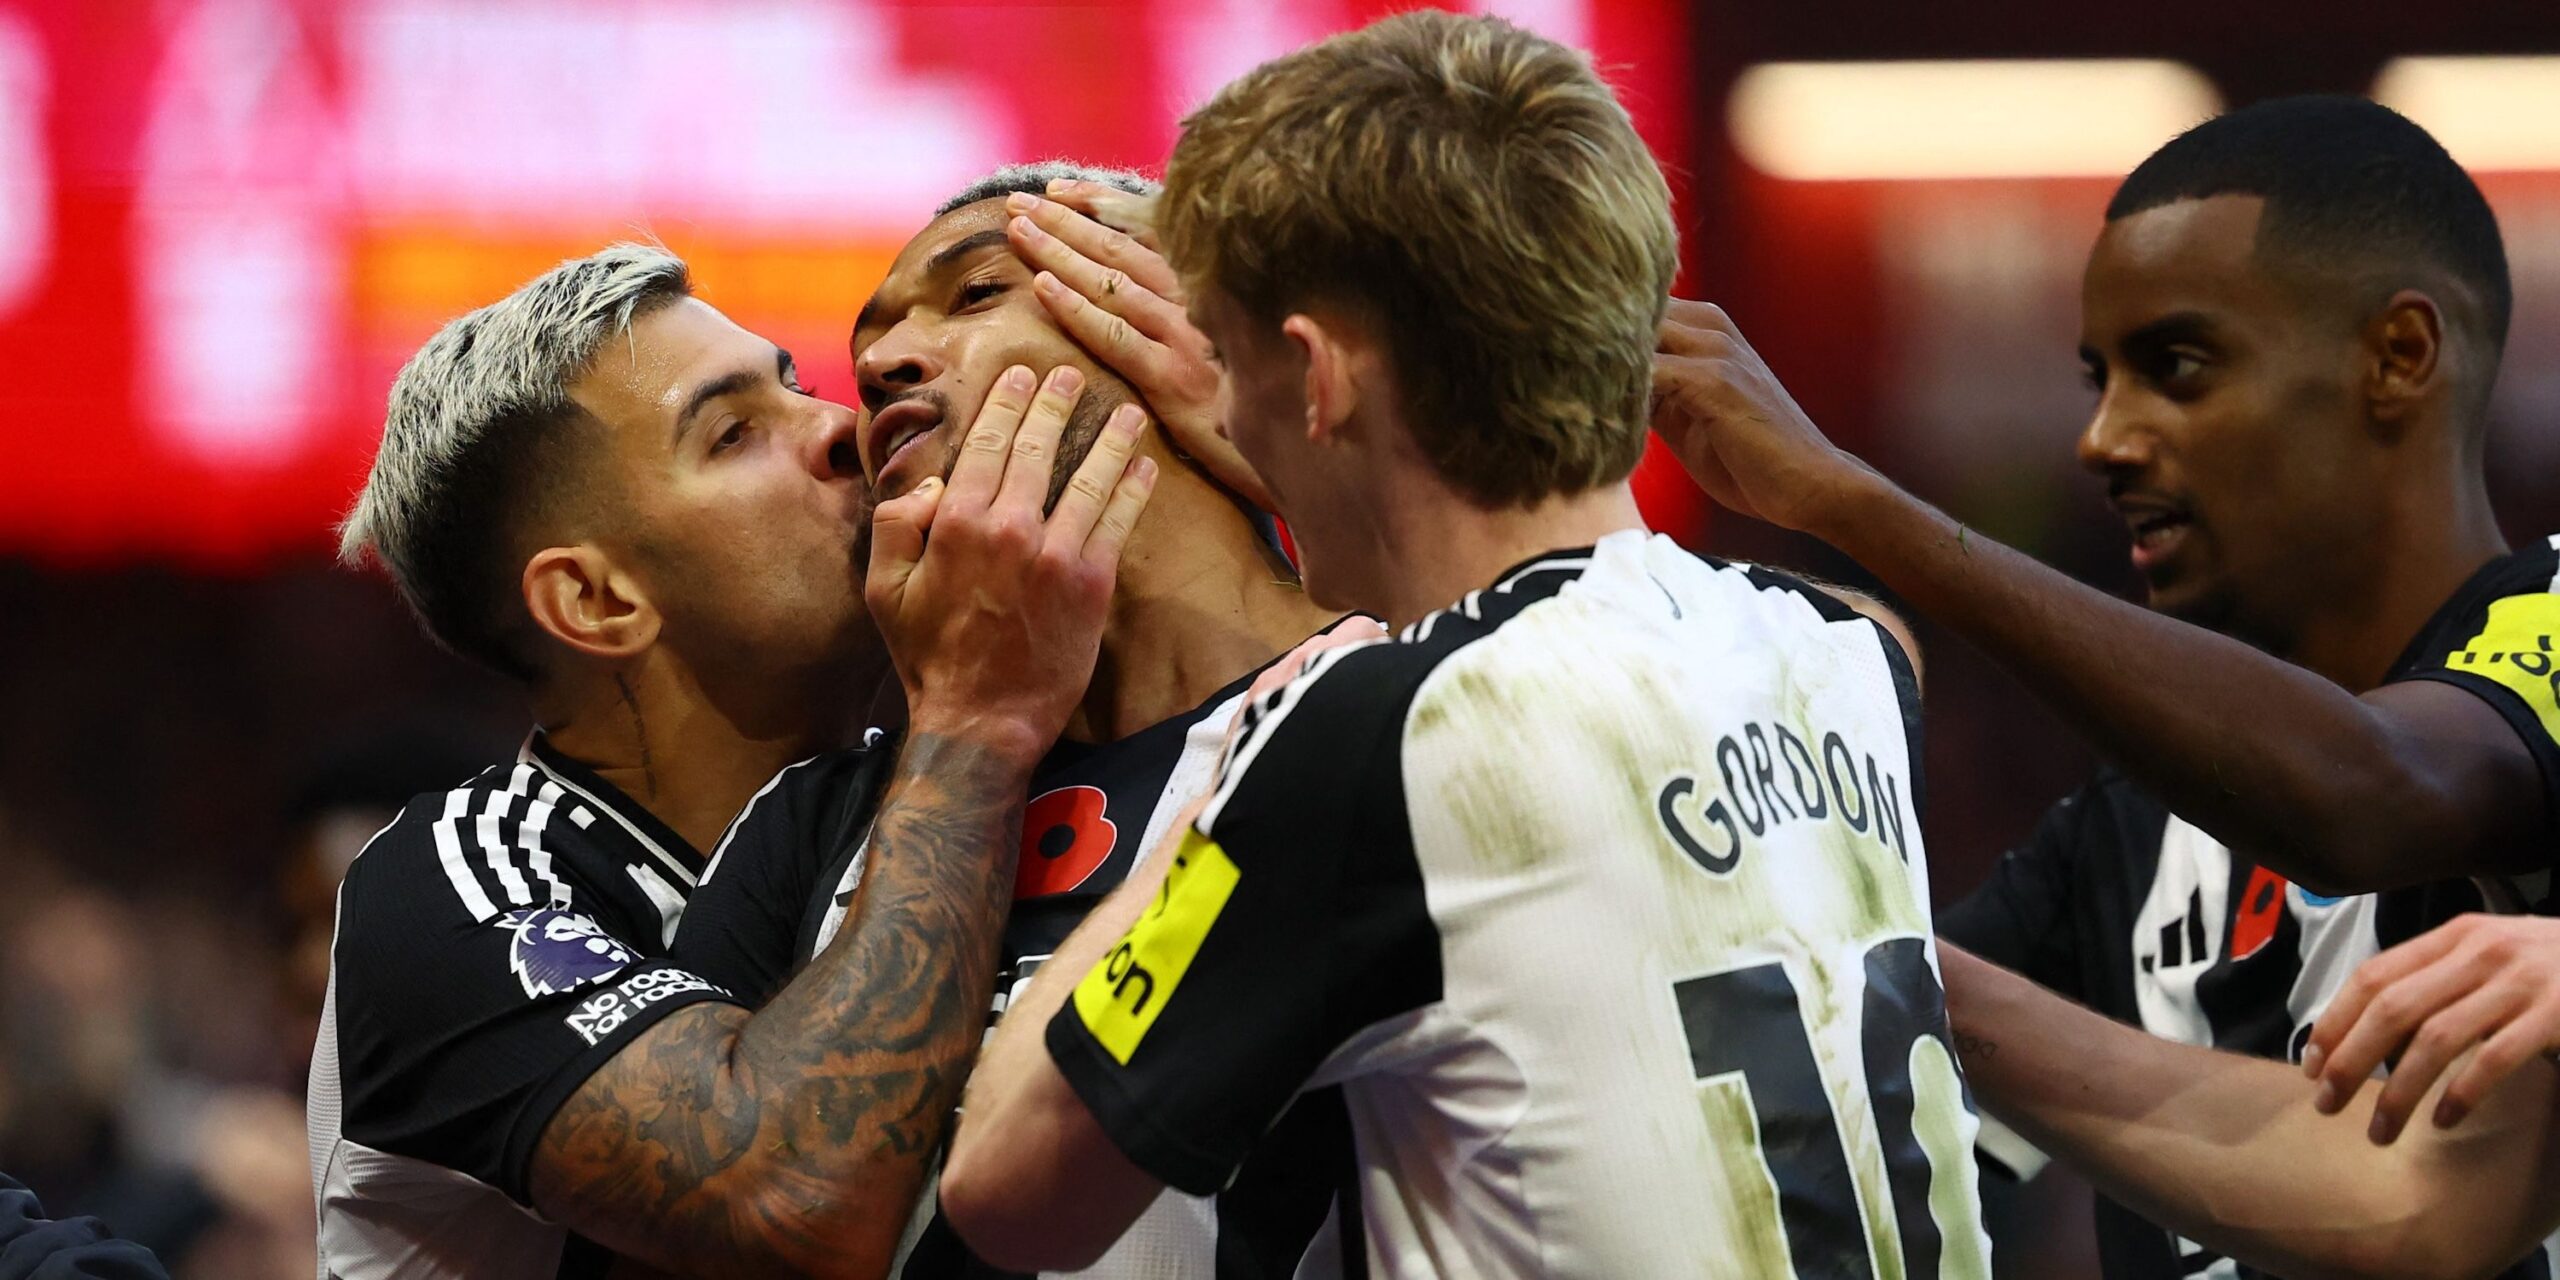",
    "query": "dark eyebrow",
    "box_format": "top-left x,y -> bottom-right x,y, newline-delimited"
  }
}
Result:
2121,310 -> 2218,352
926,228 -> 1013,278
673,344 -> 785,445
853,228 -> 1014,340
